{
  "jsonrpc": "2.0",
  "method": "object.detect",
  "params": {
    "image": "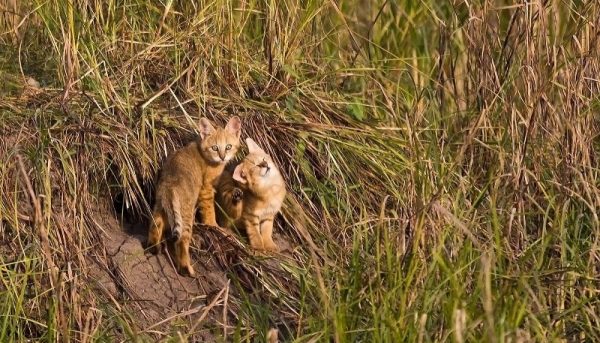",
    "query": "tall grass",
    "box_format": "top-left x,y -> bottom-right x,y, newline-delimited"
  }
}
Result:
1,0 -> 599,341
